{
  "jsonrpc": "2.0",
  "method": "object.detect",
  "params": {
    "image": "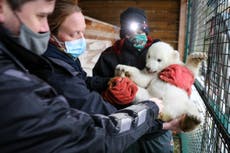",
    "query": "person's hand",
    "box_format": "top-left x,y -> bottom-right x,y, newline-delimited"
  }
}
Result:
149,97 -> 164,114
162,114 -> 185,133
